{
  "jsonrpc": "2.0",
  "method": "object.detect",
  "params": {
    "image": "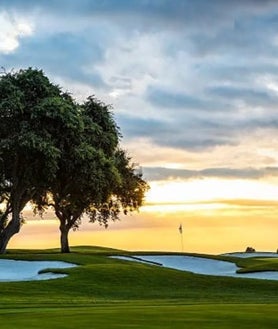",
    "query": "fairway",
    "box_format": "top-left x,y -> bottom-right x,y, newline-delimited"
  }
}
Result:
0,304 -> 277,329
